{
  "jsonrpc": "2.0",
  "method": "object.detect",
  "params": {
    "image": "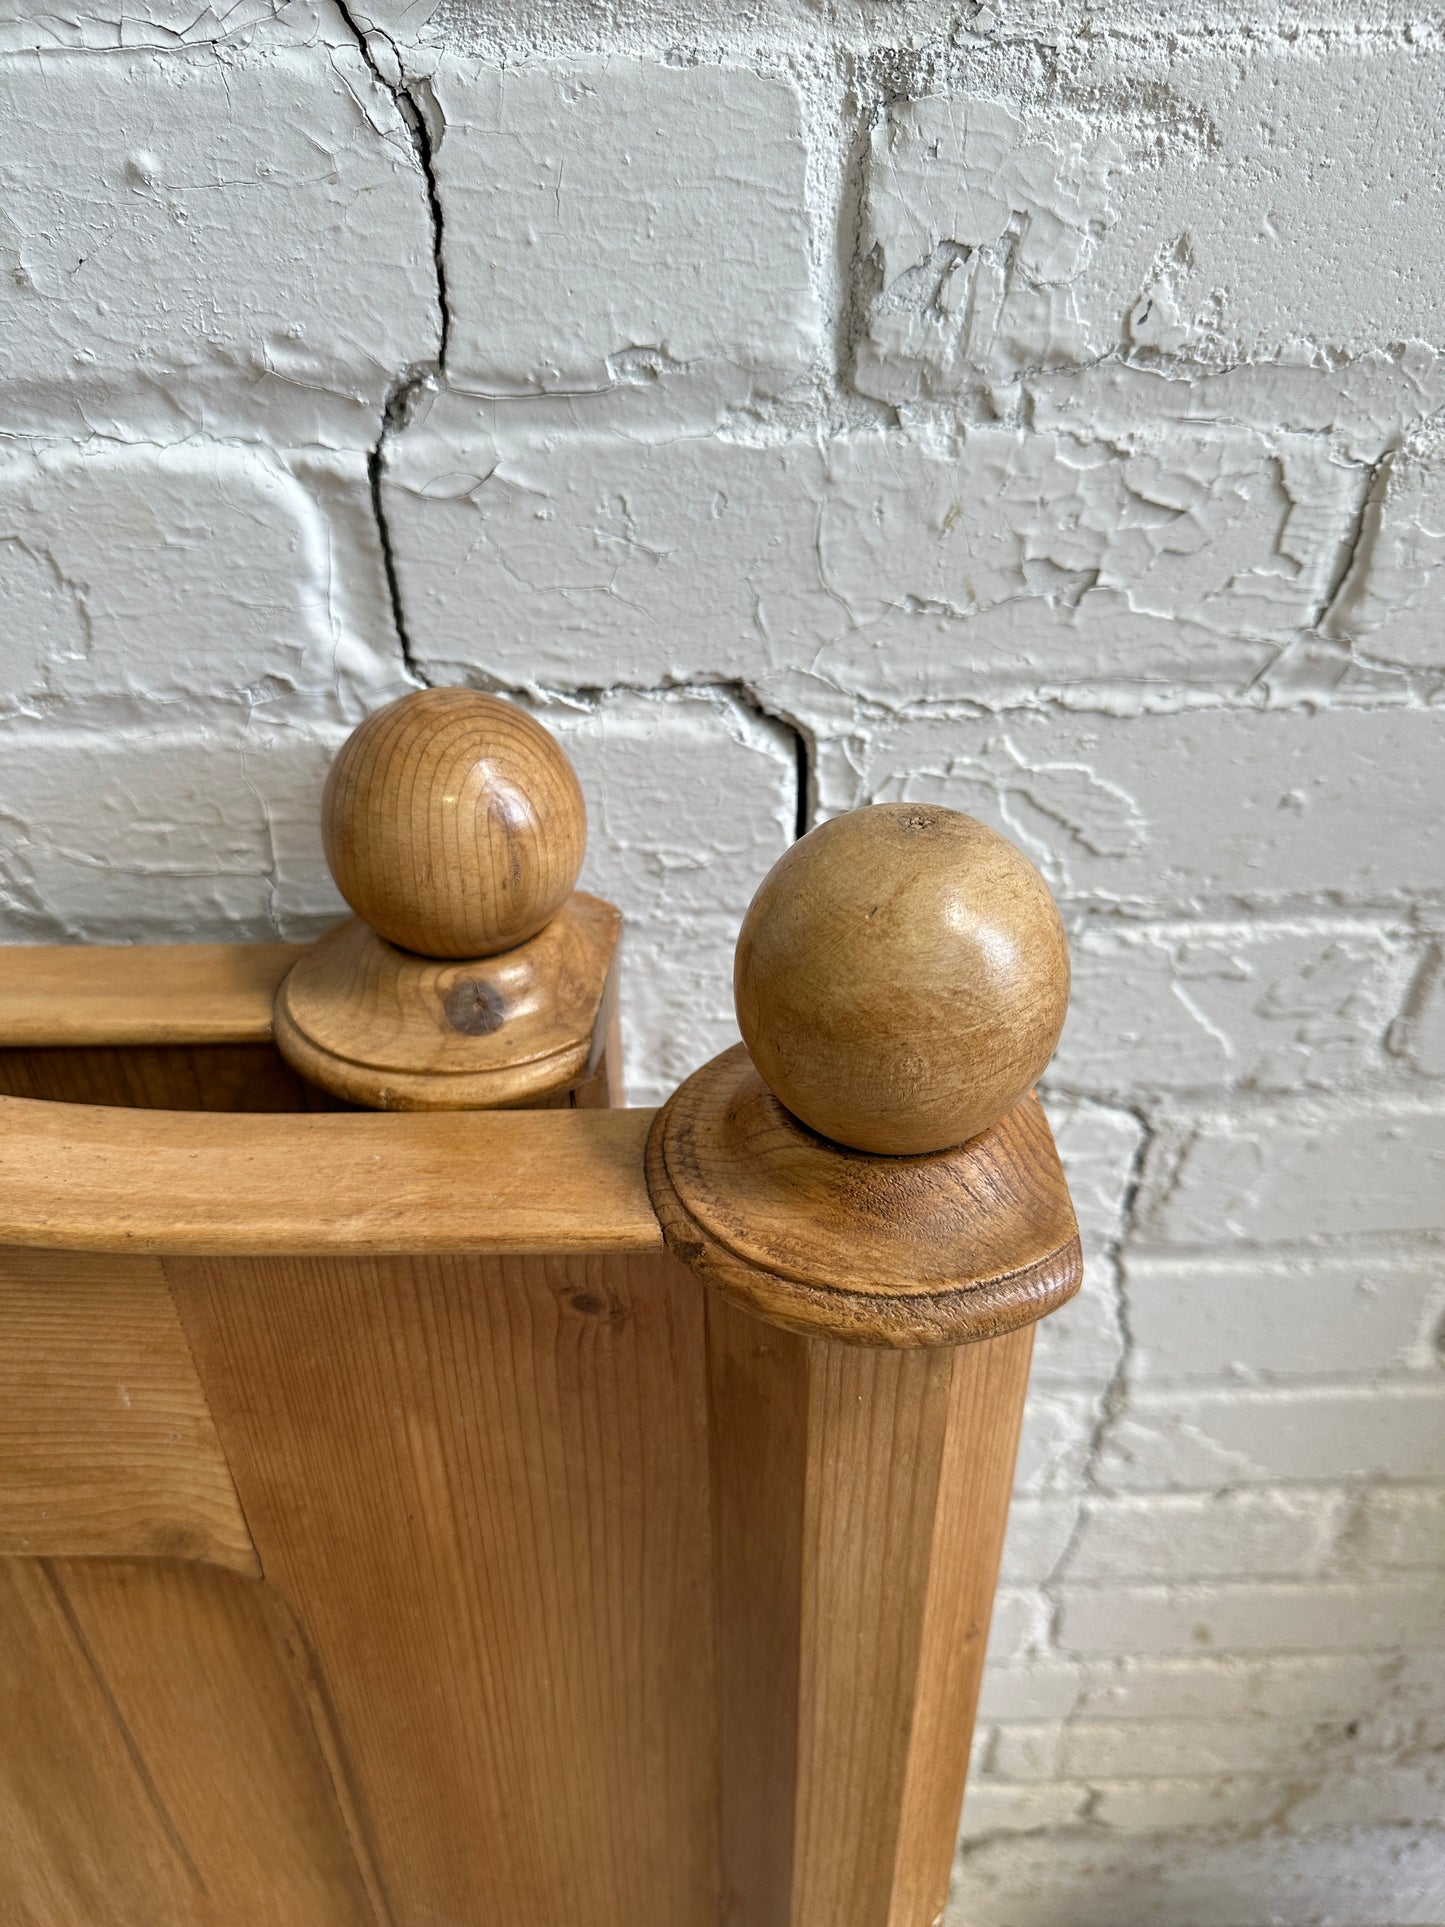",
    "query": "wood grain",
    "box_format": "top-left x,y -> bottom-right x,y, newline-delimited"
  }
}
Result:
0,942 -> 301,1047
273,894 -> 621,1110
0,1042 -> 345,1111
323,688 -> 587,959
648,1045 -> 1081,1345
0,1557 -> 377,1926
0,1247 -> 256,1572
735,803 -> 1069,1154
708,1299 -> 1034,1927
0,1097 -> 660,1255
167,1247 -> 717,1927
